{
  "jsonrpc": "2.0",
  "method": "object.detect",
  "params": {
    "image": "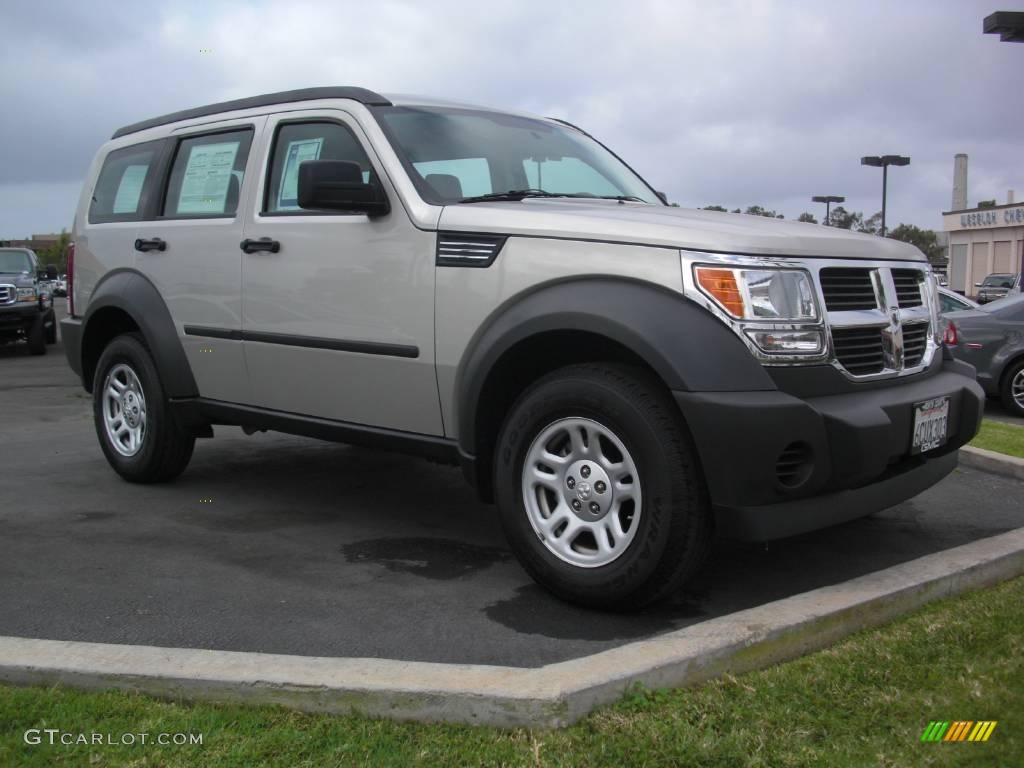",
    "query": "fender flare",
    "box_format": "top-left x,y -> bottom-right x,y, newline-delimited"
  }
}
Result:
454,276 -> 776,457
80,268 -> 198,398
